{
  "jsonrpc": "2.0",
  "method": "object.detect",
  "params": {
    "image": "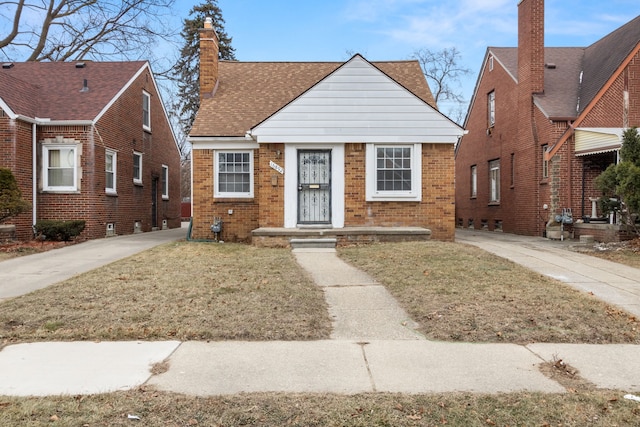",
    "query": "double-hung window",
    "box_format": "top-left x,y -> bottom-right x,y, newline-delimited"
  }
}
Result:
142,91 -> 151,132
105,149 -> 117,194
365,144 -> 421,201
489,159 -> 500,203
133,151 -> 143,184
43,145 -> 78,192
488,90 -> 495,127
161,164 -> 169,199
214,151 -> 254,198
